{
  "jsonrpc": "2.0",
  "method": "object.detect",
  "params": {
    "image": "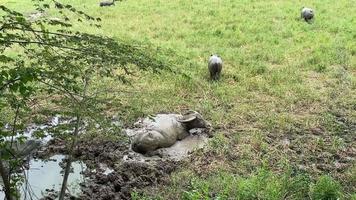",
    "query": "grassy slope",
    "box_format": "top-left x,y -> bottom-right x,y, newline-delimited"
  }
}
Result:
3,0 -> 356,199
